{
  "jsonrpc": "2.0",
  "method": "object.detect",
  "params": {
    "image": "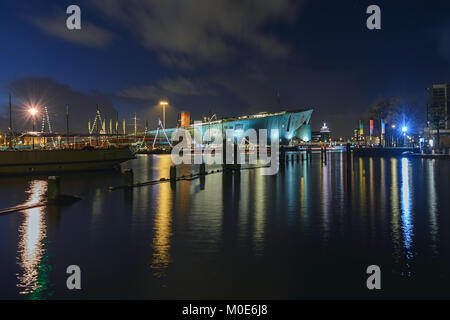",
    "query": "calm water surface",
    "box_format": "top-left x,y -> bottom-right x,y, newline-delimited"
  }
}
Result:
0,152 -> 449,299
